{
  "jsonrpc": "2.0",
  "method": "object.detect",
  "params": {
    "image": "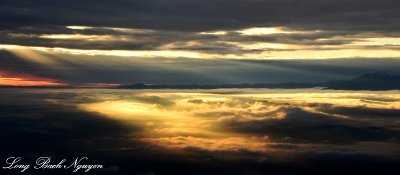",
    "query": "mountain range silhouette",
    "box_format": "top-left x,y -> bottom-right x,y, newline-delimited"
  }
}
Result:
323,71 -> 400,90
121,71 -> 400,90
